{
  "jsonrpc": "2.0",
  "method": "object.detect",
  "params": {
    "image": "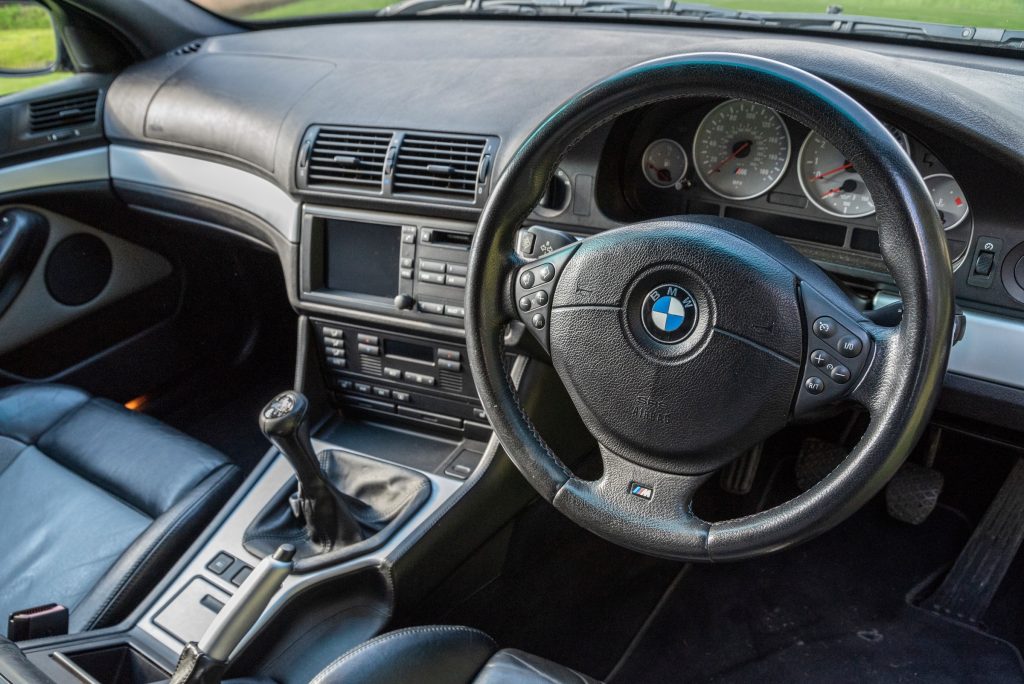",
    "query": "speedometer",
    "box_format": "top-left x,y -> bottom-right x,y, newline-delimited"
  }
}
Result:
799,126 -> 910,218
692,99 -> 791,200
